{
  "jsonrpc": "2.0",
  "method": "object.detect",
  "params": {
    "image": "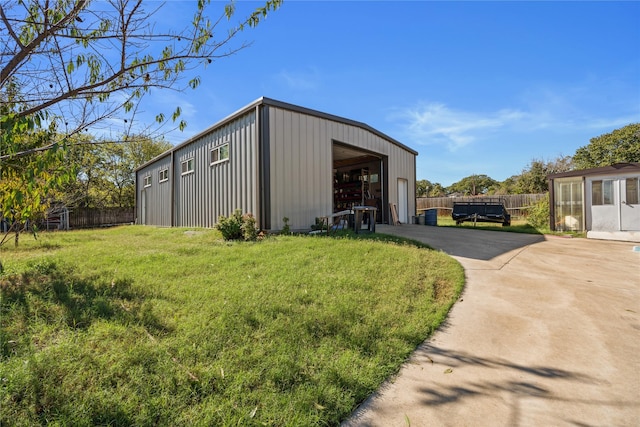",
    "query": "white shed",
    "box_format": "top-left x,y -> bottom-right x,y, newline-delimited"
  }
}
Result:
135,97 -> 418,232
548,162 -> 640,242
